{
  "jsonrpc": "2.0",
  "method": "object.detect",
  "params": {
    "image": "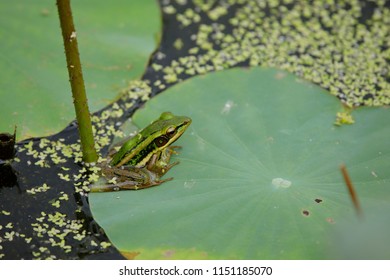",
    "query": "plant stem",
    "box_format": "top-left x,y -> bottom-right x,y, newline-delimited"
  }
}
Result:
340,164 -> 363,218
56,0 -> 98,163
